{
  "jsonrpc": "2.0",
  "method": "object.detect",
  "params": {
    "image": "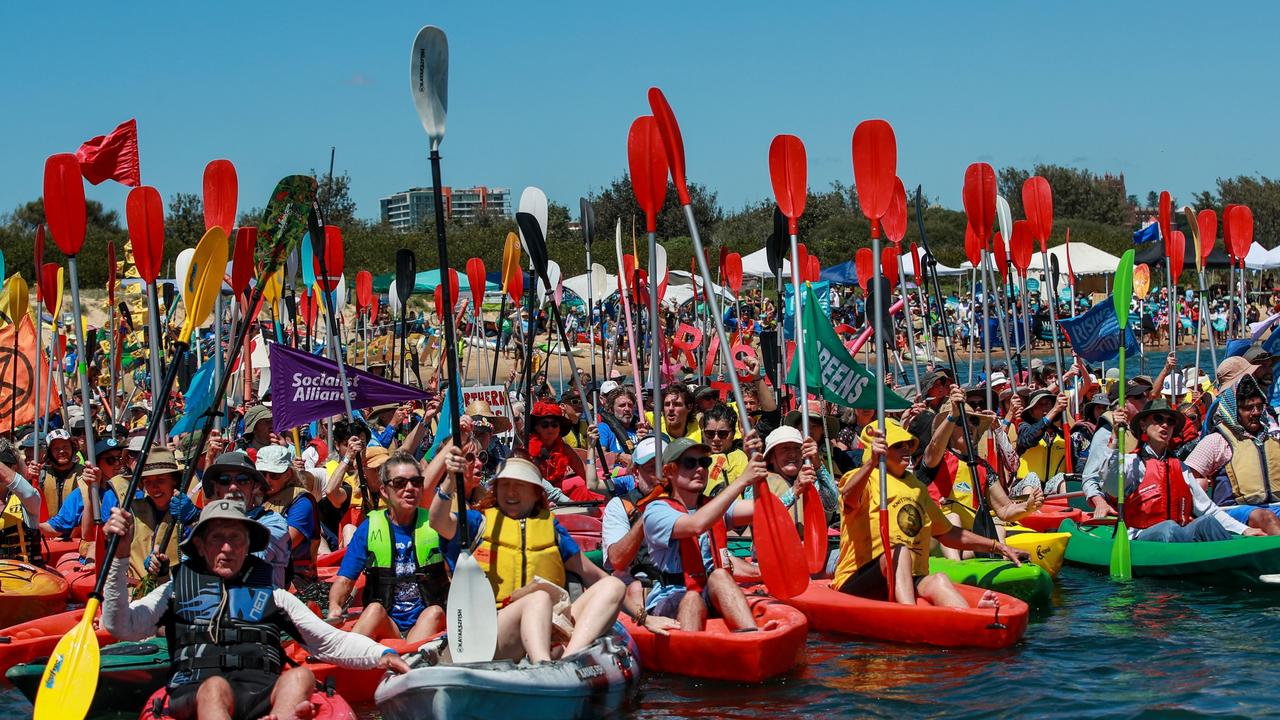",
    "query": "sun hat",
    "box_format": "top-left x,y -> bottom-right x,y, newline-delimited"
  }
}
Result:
763,426 -> 805,459
1217,356 -> 1261,392
492,457 -> 544,489
990,371 -> 1010,388
202,451 -> 266,495
242,404 -> 273,436
858,418 -> 918,452
931,401 -> 997,437
464,399 -> 512,434
179,499 -> 270,556
599,380 -> 621,396
1131,398 -> 1186,435
783,400 -> 840,437
139,448 -> 183,478
255,445 -> 292,474
364,446 -> 391,469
